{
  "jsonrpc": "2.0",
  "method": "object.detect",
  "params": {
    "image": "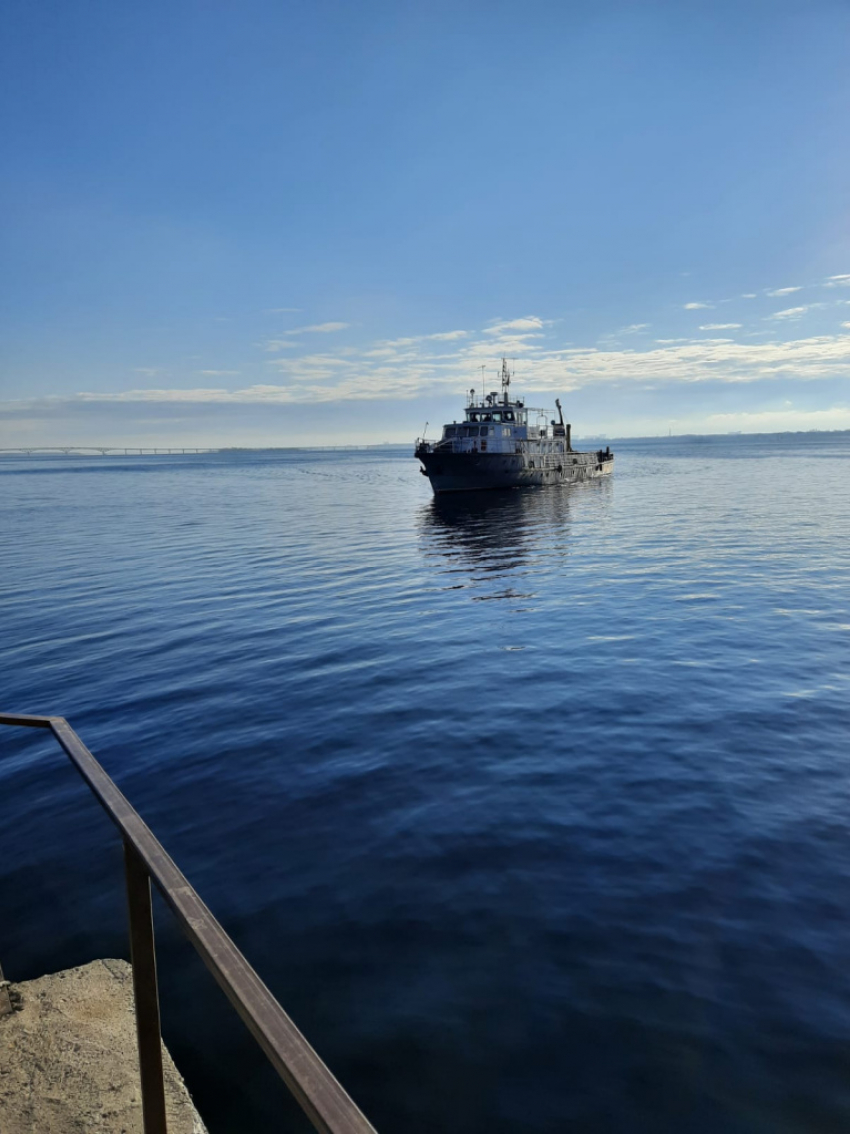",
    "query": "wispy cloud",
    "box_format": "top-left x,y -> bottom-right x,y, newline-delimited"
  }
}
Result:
197,369 -> 240,376
133,367 -> 162,378
484,316 -> 546,334
597,323 -> 650,346
741,293 -> 757,299
684,302 -> 712,310
286,321 -> 350,334
699,323 -> 741,331
766,286 -> 802,297
264,340 -> 300,352
768,306 -> 810,320
824,274 -> 850,288
264,322 -> 352,349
